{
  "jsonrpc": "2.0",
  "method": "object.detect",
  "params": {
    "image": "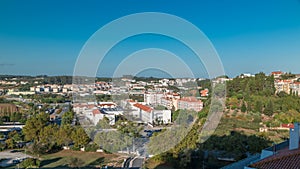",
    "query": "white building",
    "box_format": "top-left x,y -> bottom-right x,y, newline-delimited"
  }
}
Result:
133,103 -> 171,124
144,92 -> 164,106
